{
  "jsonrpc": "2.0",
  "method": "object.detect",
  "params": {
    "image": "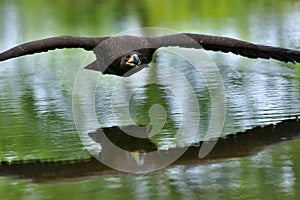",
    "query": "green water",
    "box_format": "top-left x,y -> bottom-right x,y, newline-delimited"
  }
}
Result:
1,0 -> 300,199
